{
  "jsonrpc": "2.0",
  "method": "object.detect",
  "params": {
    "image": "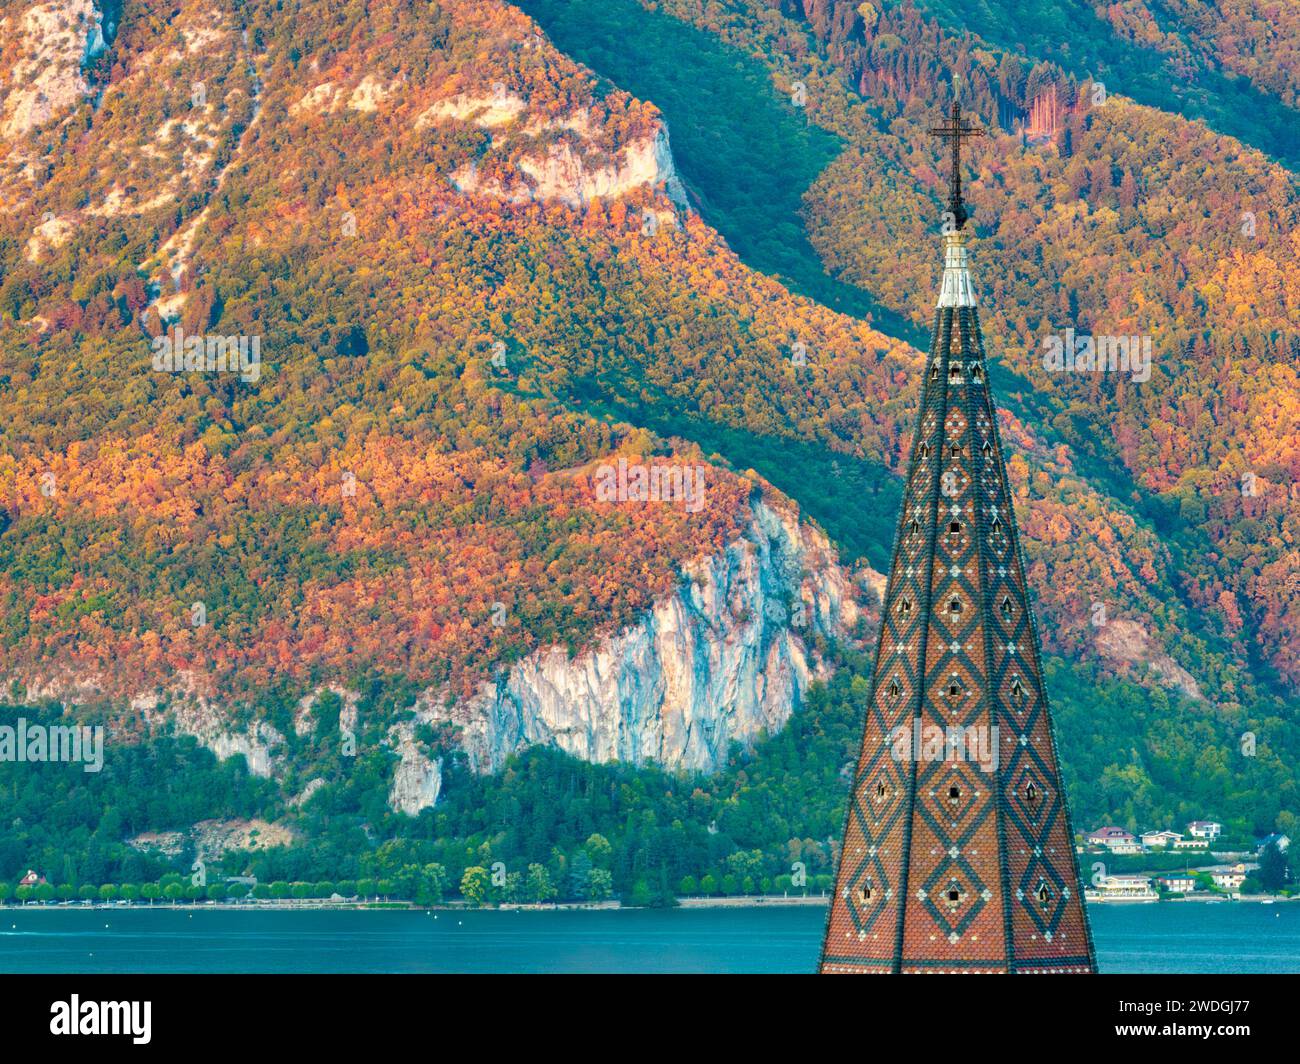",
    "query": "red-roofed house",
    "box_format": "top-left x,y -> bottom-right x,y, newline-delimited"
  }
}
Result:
1085,827 -> 1141,853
